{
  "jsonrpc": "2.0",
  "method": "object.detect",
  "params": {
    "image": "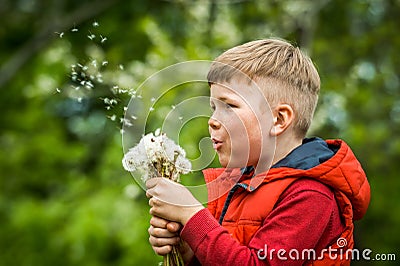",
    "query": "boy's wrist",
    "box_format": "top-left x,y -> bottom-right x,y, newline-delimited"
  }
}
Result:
180,206 -> 205,225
